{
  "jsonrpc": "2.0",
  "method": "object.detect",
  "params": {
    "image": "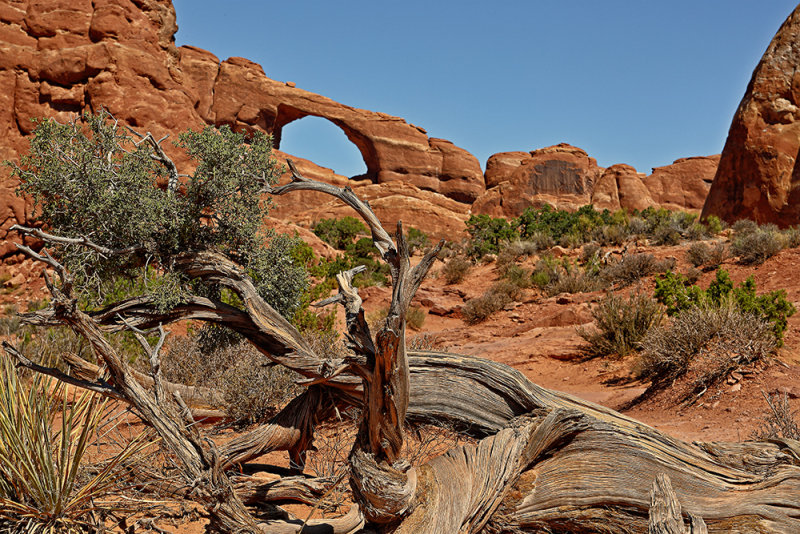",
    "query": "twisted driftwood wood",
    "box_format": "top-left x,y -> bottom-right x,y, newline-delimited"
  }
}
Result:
7,148 -> 800,532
